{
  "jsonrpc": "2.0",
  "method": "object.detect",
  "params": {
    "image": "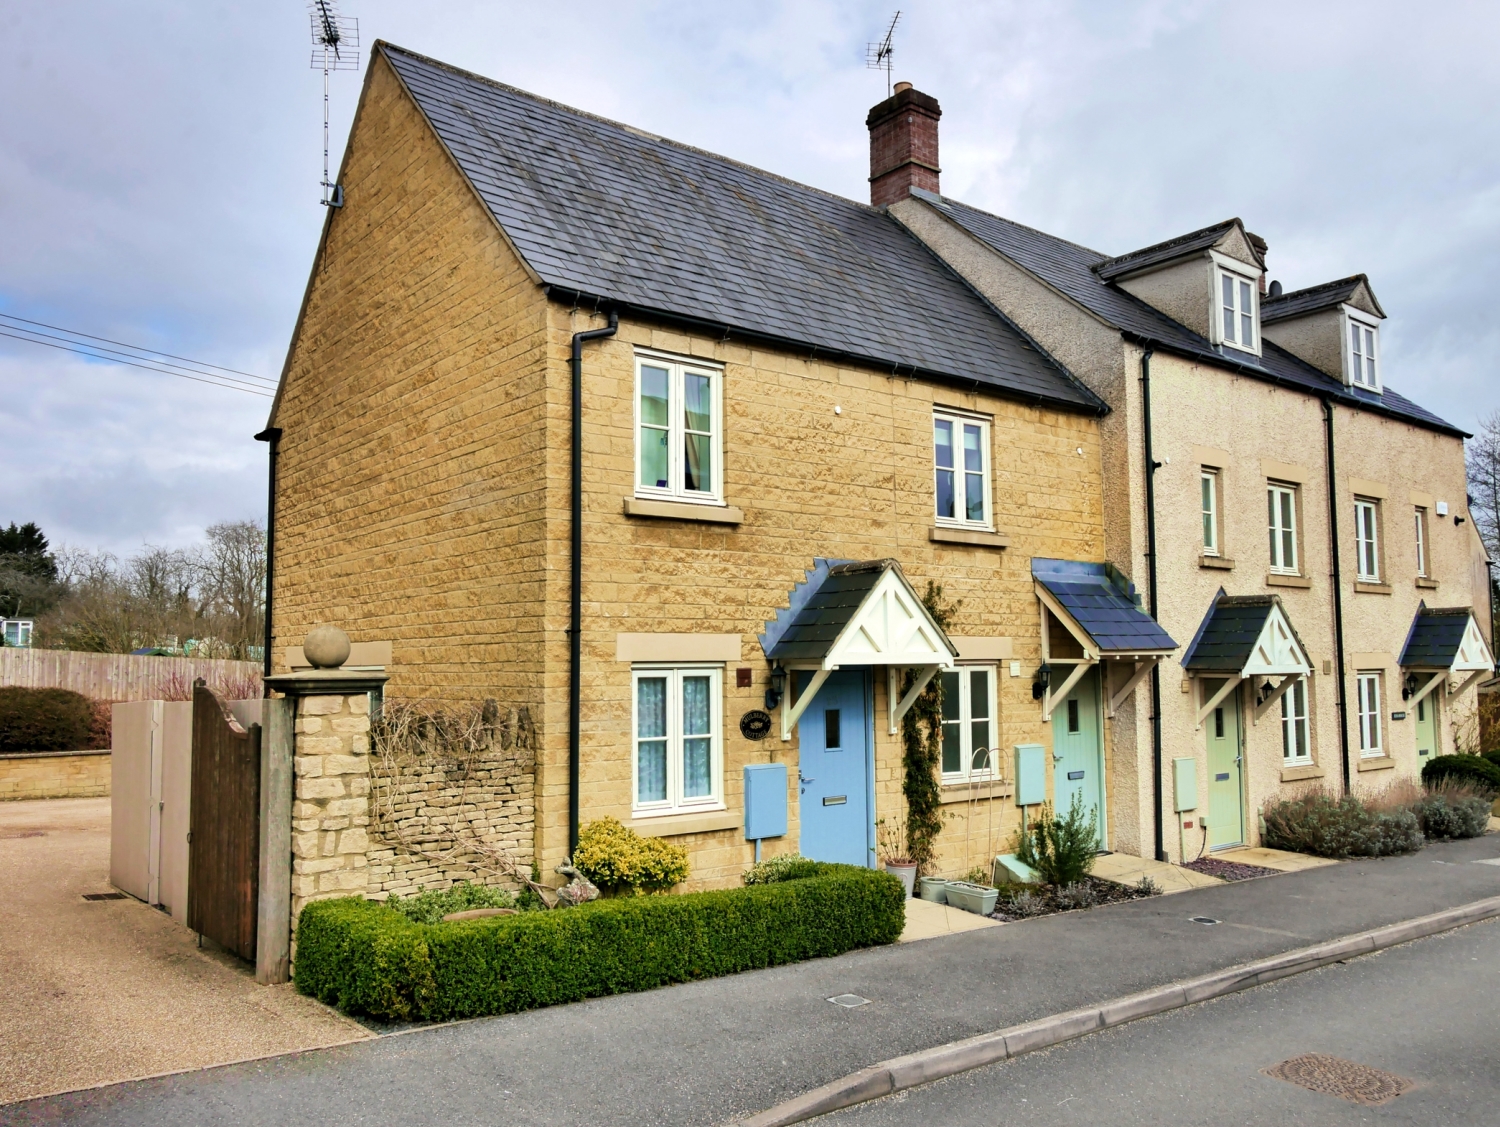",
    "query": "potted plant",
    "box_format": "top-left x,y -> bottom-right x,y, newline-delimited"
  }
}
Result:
943,880 -> 999,916
877,818 -> 918,898
918,876 -> 949,902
